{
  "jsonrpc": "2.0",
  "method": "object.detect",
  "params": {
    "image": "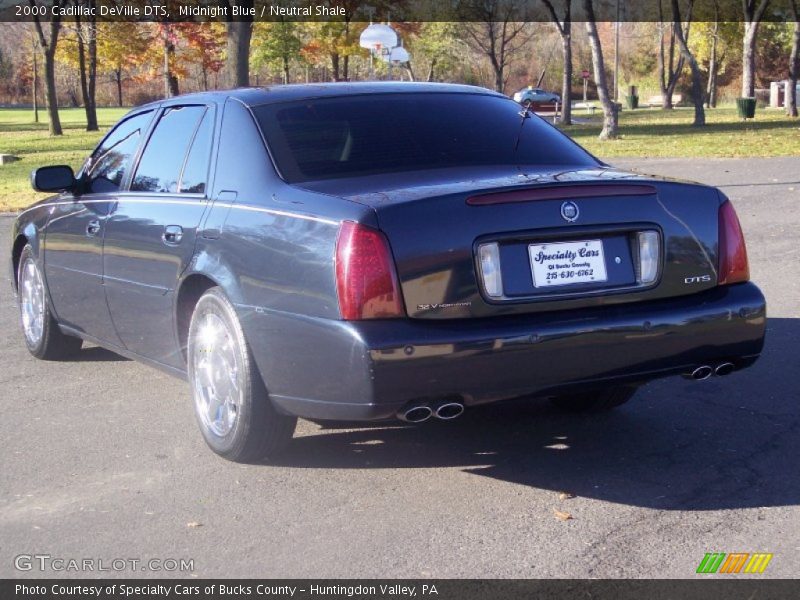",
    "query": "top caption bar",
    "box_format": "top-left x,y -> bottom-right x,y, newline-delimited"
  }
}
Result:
0,0 -> 797,23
